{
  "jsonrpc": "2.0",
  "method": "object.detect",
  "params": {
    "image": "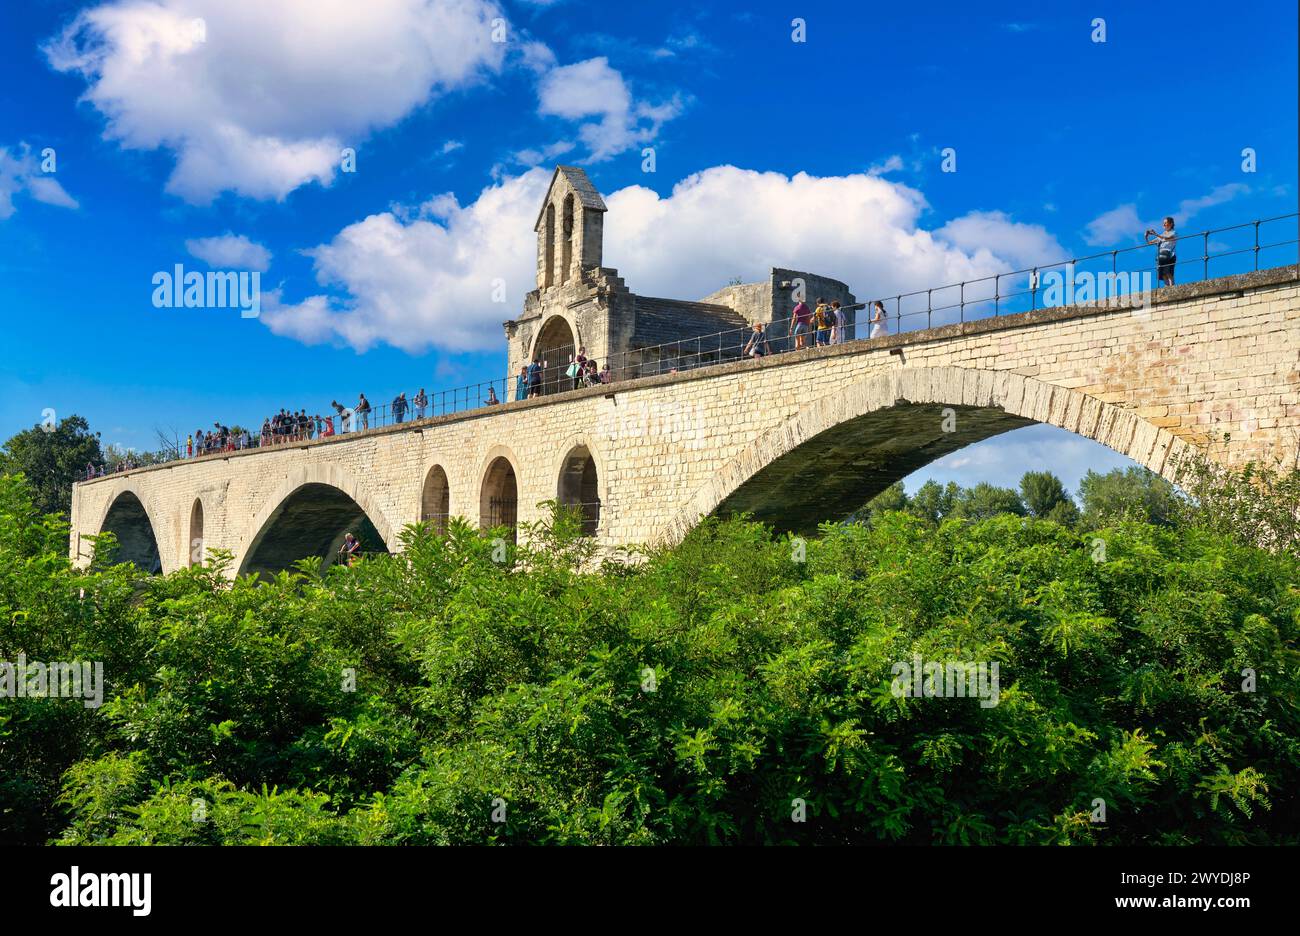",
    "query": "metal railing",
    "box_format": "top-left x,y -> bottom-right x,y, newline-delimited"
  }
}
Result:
81,211 -> 1297,481
865,211 -> 1298,335
338,212 -> 1300,428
